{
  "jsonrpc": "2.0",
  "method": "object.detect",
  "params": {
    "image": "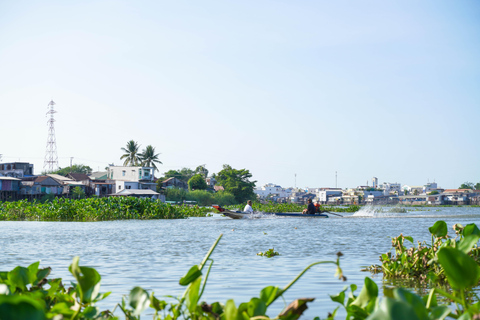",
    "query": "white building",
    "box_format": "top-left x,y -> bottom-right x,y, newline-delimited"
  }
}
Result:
381,182 -> 402,195
254,183 -> 292,199
372,177 -> 378,189
318,189 -> 343,203
107,166 -> 156,193
423,182 -> 438,194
